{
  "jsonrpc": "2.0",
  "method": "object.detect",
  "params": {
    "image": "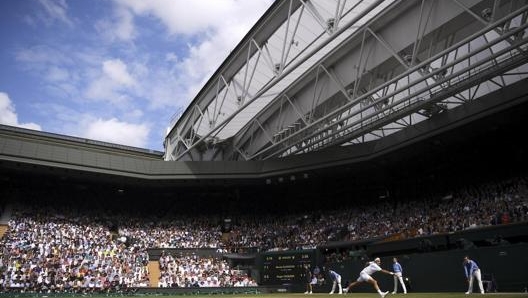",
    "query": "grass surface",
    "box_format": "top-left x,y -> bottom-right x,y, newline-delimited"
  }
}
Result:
25,293 -> 526,298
